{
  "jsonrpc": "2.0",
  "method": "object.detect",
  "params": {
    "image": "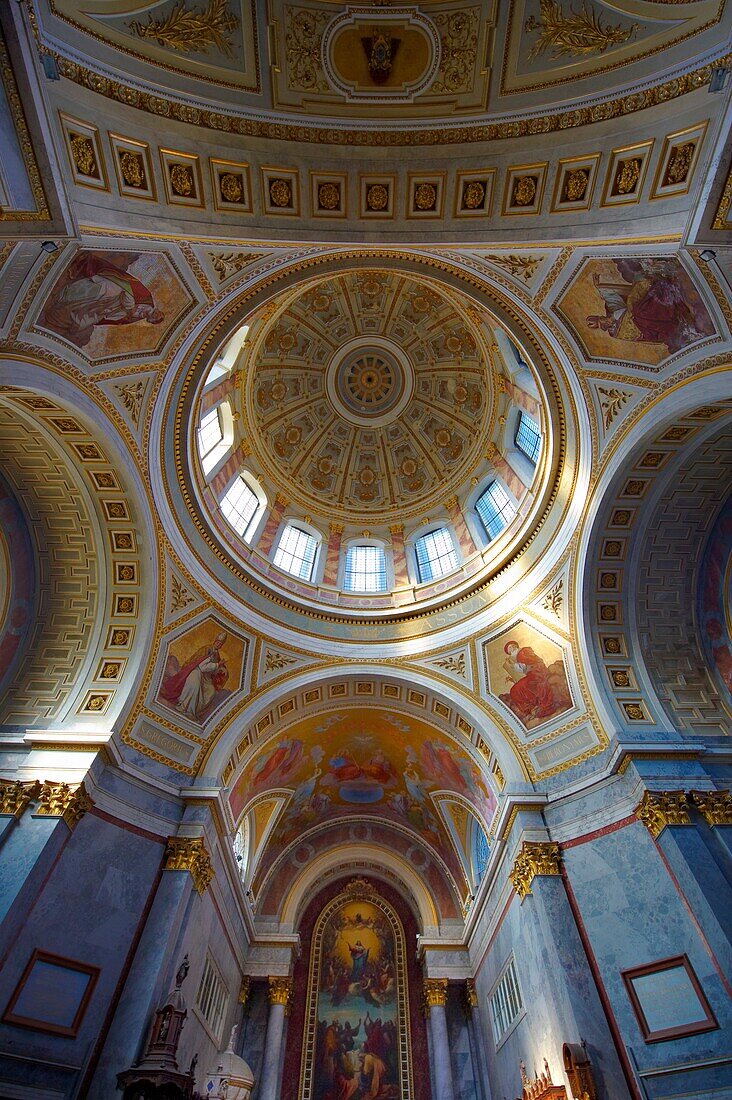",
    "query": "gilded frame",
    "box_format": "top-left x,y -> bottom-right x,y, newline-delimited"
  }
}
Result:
298,879 -> 413,1100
